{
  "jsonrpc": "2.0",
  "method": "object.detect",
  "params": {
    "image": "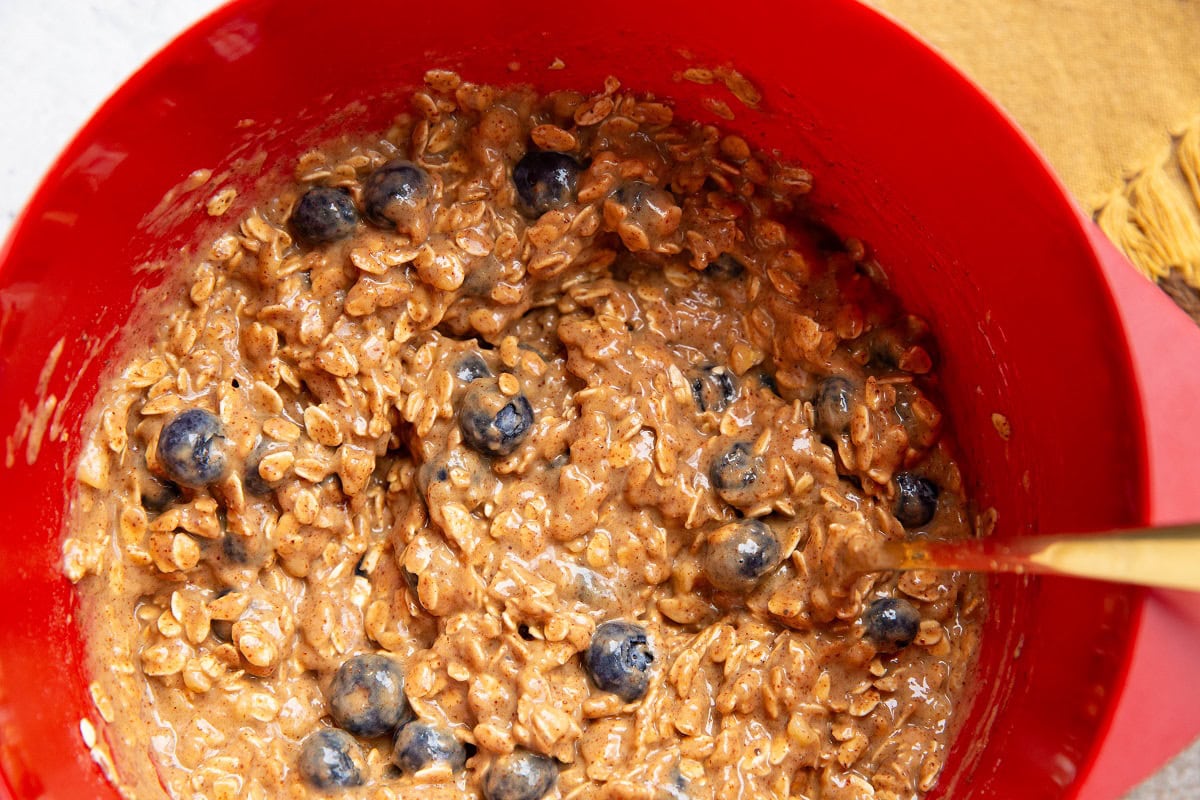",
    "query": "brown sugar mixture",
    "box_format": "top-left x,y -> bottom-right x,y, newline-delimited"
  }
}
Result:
62,74 -> 984,800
